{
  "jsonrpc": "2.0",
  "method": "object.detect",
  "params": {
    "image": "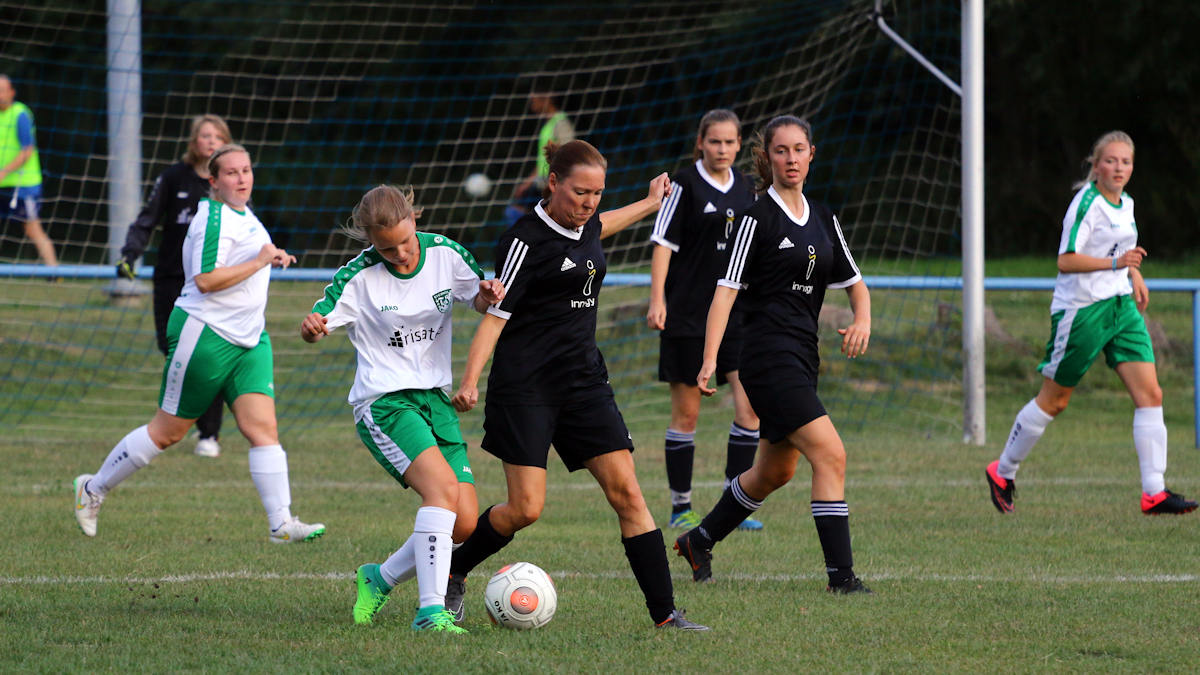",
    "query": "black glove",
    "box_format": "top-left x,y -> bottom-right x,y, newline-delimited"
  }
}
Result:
116,258 -> 136,280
